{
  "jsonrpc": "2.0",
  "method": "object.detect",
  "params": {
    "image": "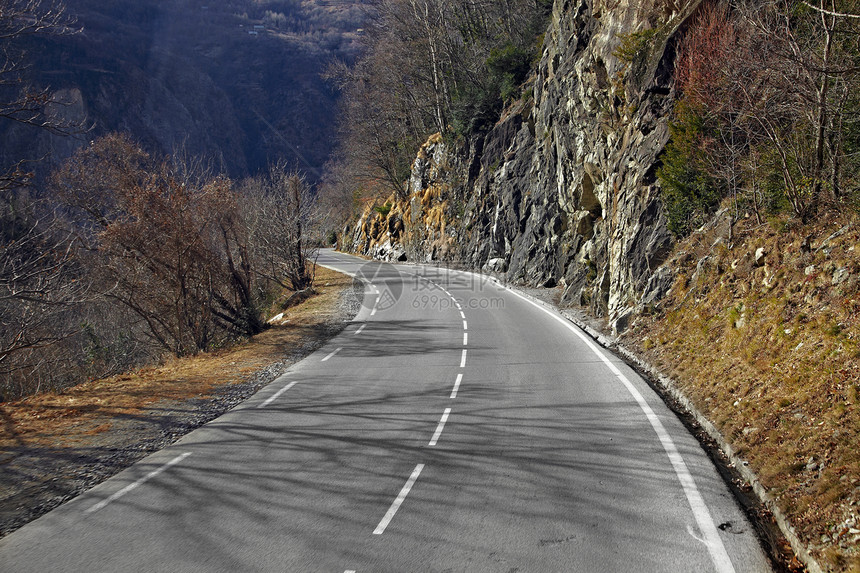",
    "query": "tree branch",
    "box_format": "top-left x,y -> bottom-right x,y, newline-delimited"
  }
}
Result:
800,1 -> 860,19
